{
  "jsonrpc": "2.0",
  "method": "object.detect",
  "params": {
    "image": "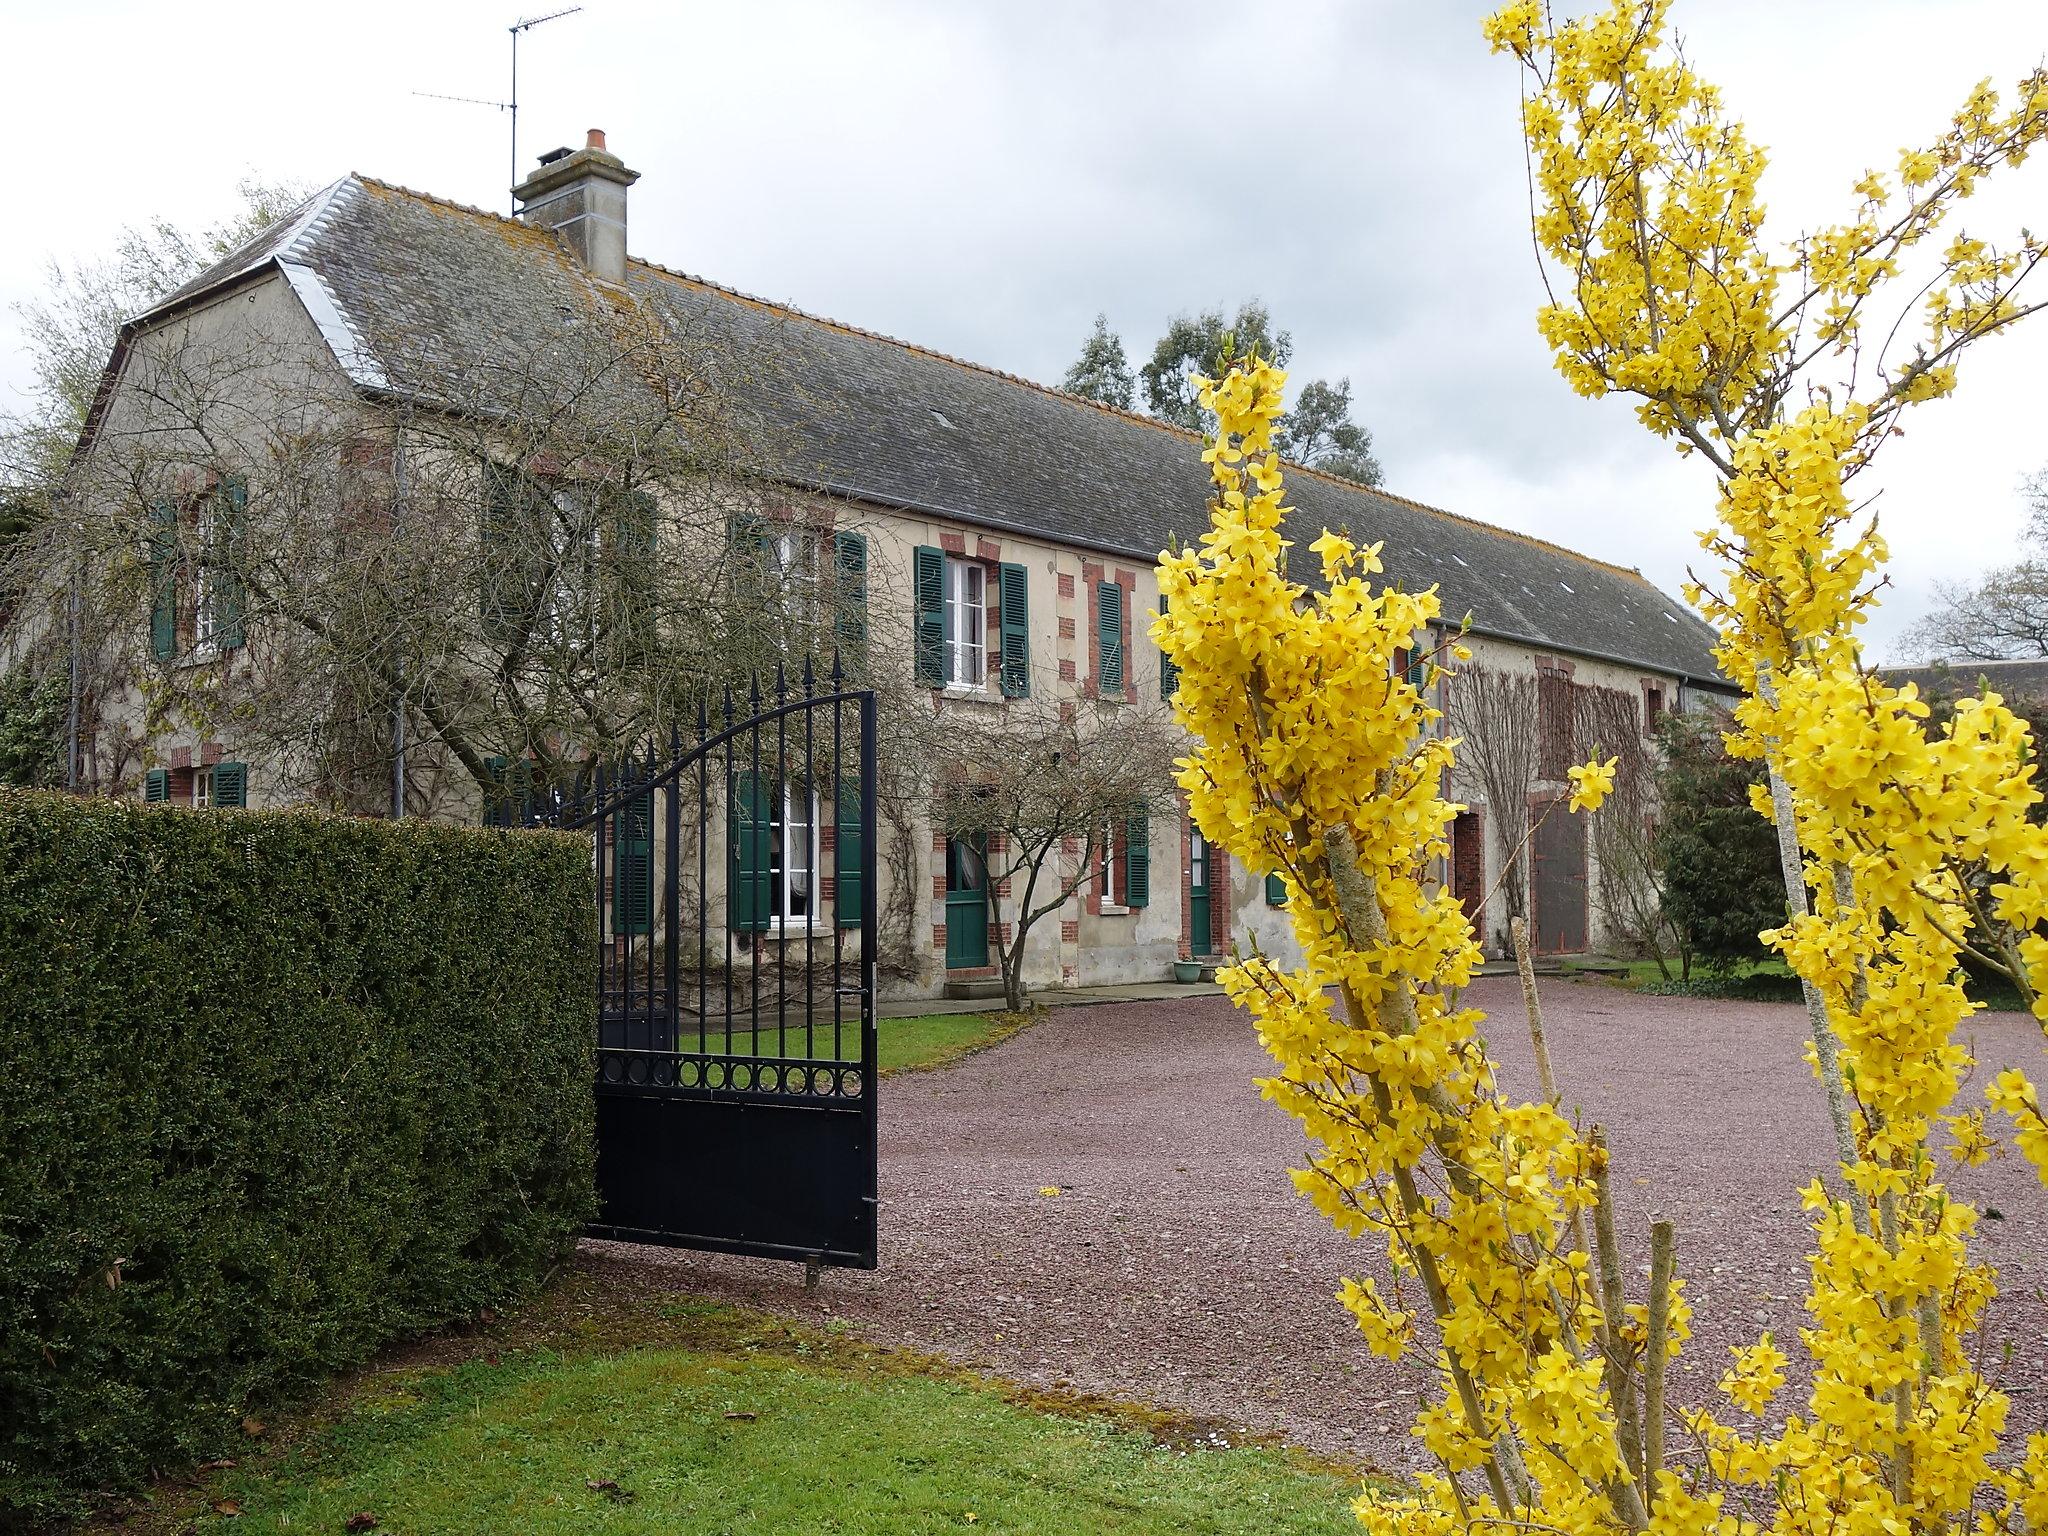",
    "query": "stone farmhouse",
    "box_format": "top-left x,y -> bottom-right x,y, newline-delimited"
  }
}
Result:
58,132 -> 1732,999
